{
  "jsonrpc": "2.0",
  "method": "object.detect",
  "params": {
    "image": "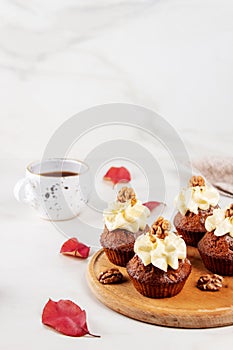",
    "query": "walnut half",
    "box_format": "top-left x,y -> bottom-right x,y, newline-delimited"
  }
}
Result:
189,175 -> 205,187
151,216 -> 171,239
197,274 -> 223,291
117,187 -> 136,205
98,268 -> 123,284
